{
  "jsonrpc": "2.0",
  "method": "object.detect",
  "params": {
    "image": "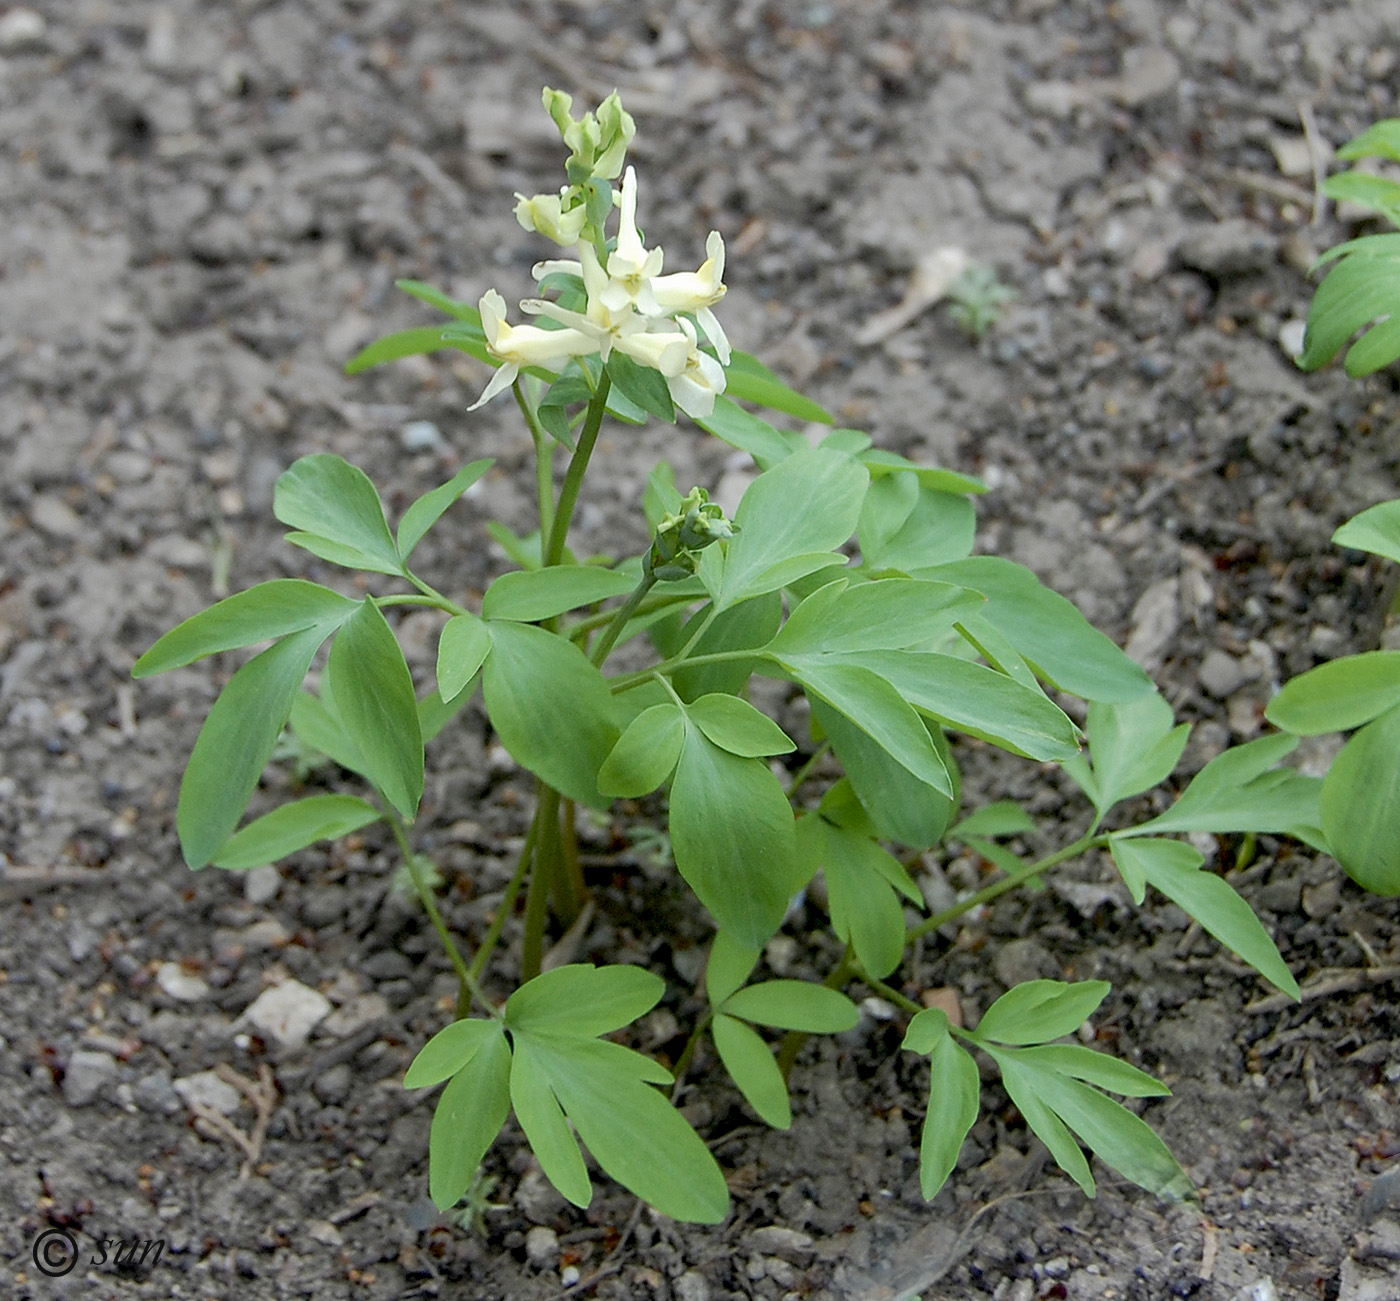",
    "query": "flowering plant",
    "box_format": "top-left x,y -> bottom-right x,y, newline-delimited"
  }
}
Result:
135,91 -> 1311,1224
